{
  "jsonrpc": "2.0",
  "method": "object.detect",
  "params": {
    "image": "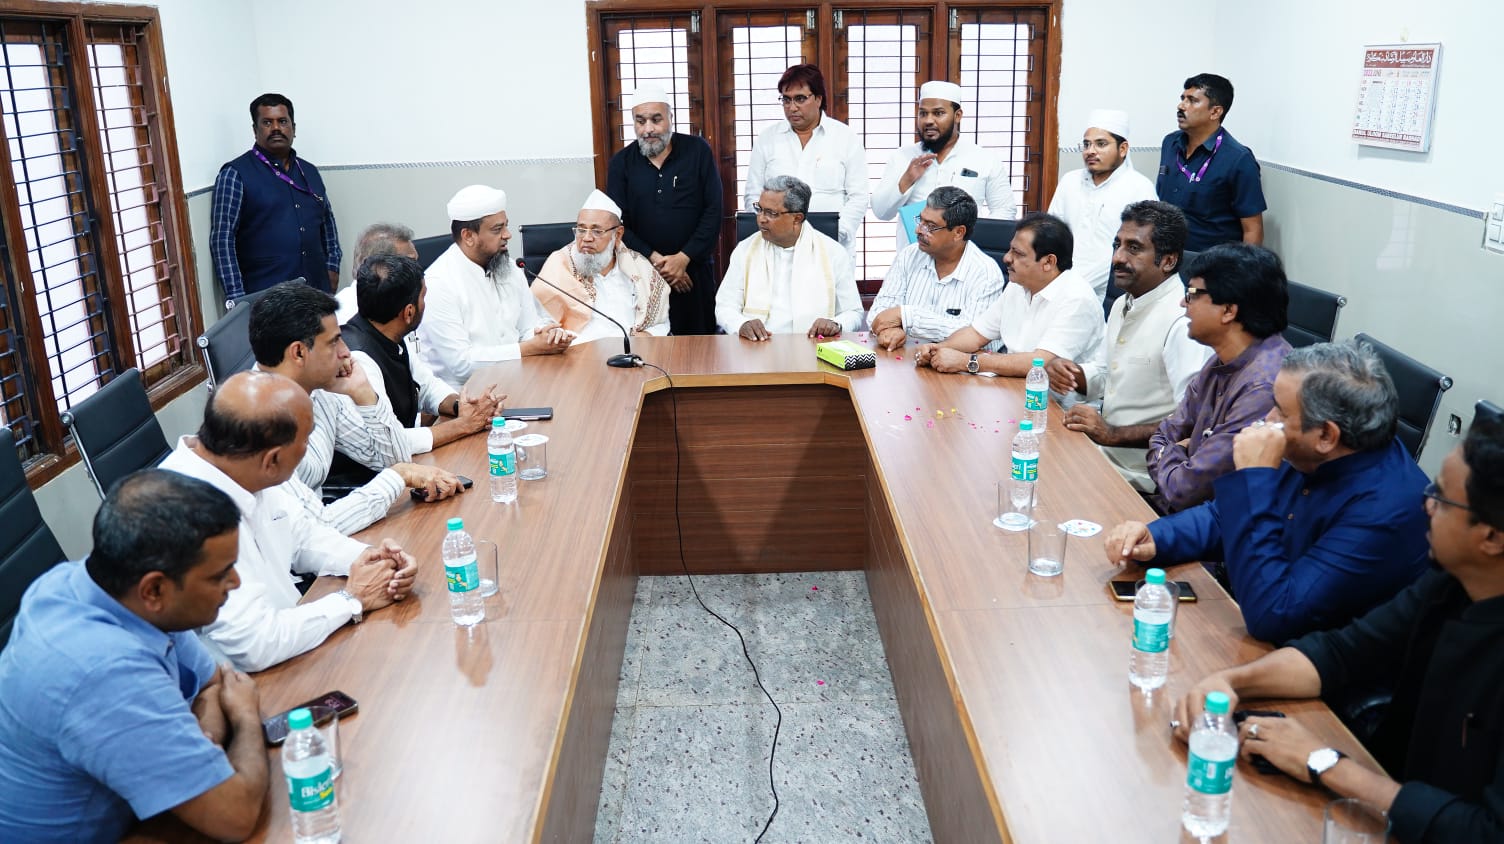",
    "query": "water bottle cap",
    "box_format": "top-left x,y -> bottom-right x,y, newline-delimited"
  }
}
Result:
1204,691 -> 1231,714
1032,357 -> 1045,367
1145,568 -> 1166,584
447,517 -> 464,531
1019,420 -> 1034,431
491,417 -> 505,428
287,707 -> 313,730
